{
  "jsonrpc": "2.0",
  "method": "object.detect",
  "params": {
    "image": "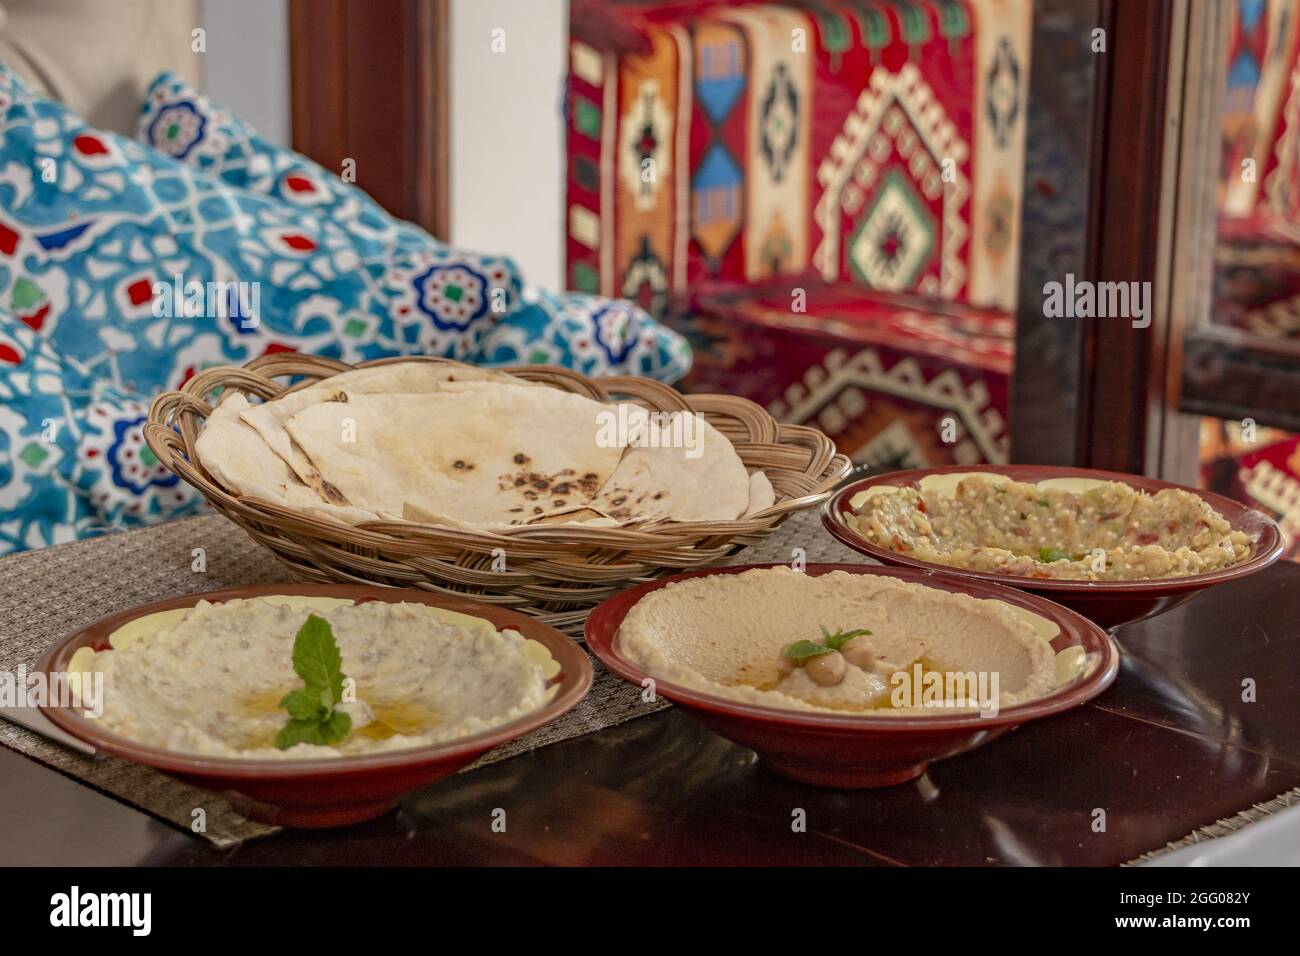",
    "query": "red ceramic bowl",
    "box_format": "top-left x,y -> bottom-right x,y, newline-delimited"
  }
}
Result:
37,584 -> 592,828
586,563 -> 1119,788
822,464 -> 1285,629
